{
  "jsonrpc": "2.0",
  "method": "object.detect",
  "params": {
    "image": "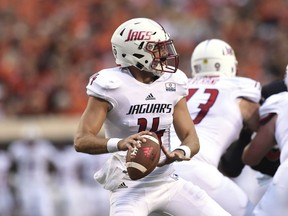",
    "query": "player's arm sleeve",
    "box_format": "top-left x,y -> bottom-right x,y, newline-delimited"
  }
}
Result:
218,127 -> 253,177
251,146 -> 280,177
86,70 -> 120,110
249,81 -> 284,175
174,69 -> 189,101
247,94 -> 283,176
219,118 -> 280,178
218,78 -> 261,177
235,77 -> 261,103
